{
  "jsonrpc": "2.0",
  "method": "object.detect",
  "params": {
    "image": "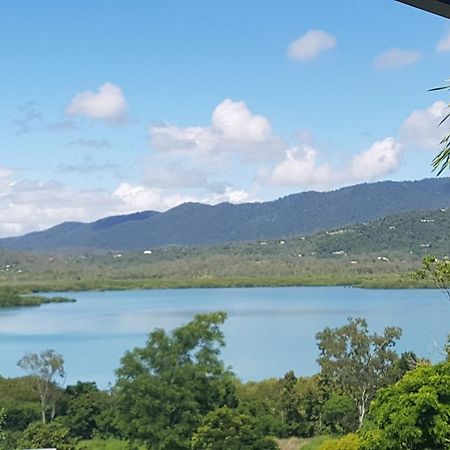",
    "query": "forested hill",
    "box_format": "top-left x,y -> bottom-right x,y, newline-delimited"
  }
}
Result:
2,177 -> 450,251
